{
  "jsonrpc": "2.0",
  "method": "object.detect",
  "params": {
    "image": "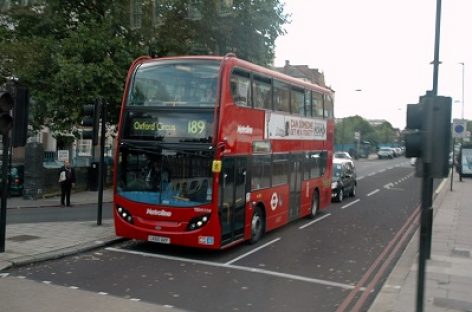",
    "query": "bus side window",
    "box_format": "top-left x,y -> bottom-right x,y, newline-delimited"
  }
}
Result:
273,80 -> 290,113
309,152 -> 320,178
291,87 -> 304,116
230,69 -> 251,107
319,151 -> 327,176
312,91 -> 324,117
305,90 -> 311,117
253,75 -> 272,109
251,155 -> 271,190
324,94 -> 334,118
